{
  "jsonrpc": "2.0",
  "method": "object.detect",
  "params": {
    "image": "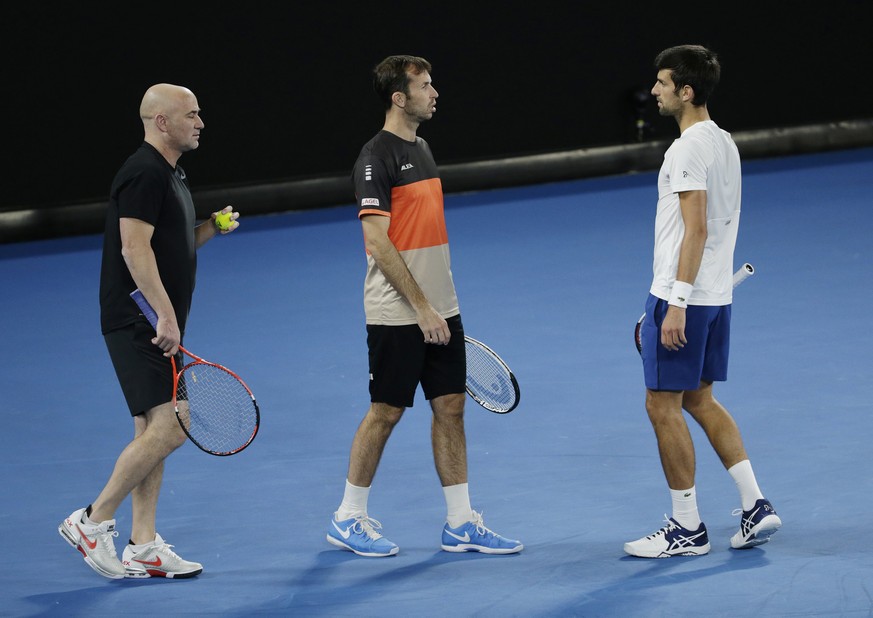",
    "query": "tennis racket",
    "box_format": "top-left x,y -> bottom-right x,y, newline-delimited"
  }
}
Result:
634,263 -> 755,354
130,289 -> 260,456
465,336 -> 520,414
